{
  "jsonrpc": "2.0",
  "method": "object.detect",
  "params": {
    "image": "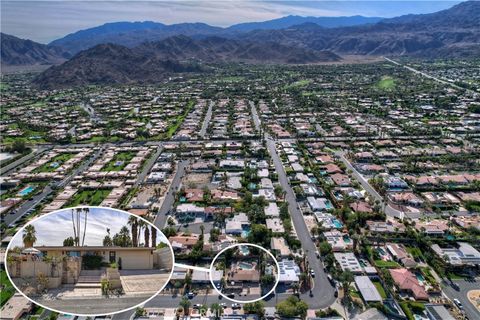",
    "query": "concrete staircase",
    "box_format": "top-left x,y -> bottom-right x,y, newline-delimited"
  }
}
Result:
75,270 -> 103,288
